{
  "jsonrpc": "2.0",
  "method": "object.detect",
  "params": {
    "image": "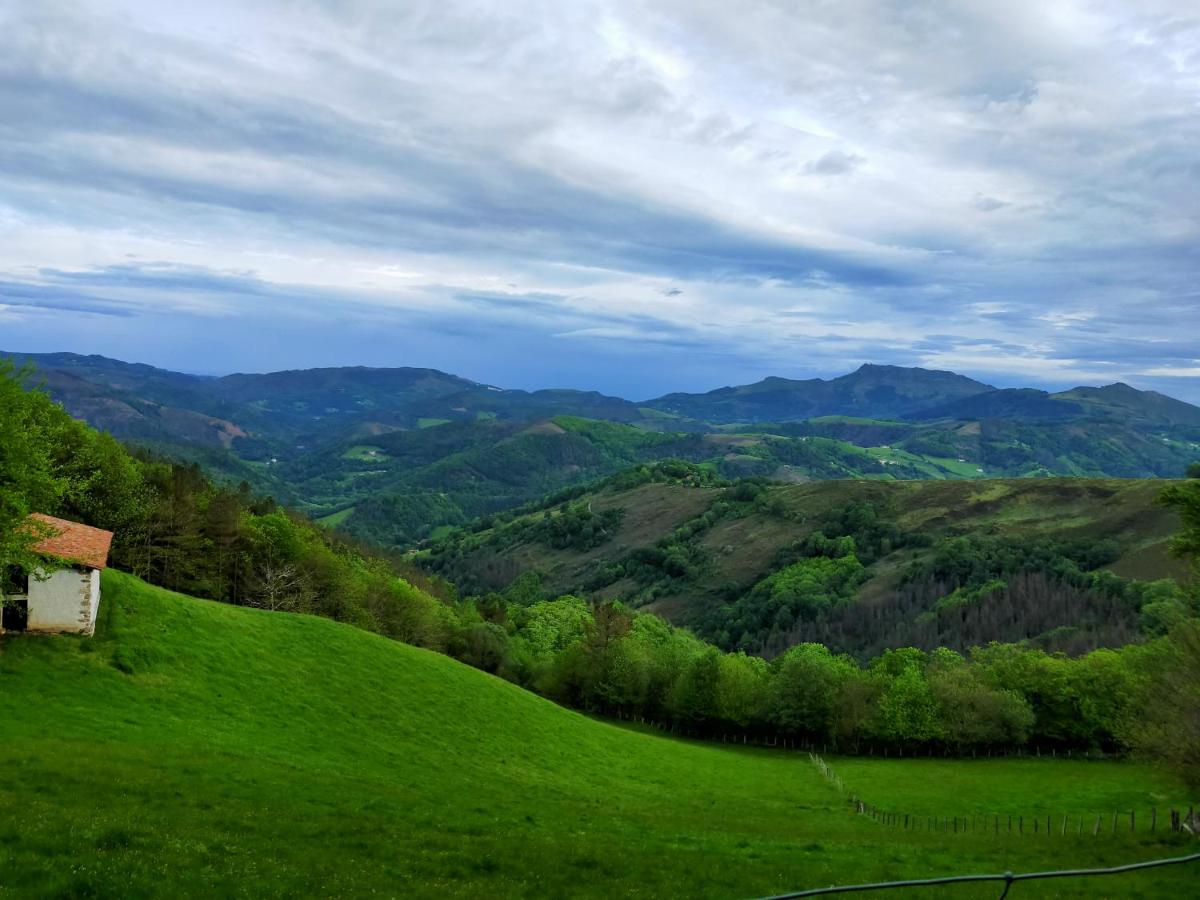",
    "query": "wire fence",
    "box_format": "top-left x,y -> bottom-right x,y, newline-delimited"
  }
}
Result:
810,753 -> 1199,838
789,754 -> 1200,896
852,803 -> 1199,837
759,851 -> 1200,898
